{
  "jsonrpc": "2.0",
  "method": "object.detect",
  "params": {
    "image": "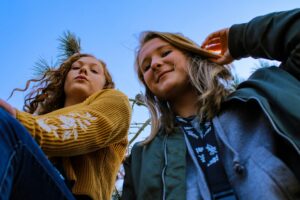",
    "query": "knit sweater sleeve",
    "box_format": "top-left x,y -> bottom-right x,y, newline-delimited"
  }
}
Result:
16,89 -> 131,157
